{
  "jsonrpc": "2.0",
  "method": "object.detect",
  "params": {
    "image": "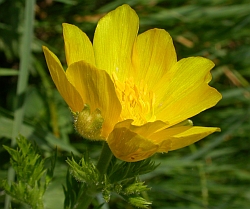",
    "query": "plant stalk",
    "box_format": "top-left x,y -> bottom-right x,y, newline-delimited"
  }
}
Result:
75,142 -> 113,209
96,142 -> 113,175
